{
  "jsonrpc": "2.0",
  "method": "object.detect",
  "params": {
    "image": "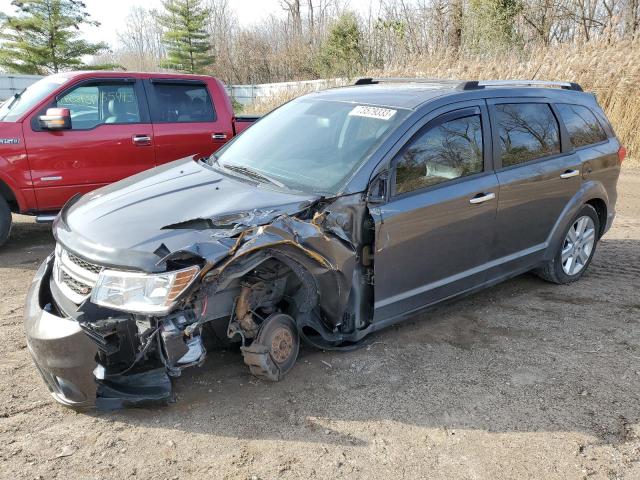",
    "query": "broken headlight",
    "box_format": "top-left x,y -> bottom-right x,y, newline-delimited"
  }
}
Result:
91,266 -> 200,314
